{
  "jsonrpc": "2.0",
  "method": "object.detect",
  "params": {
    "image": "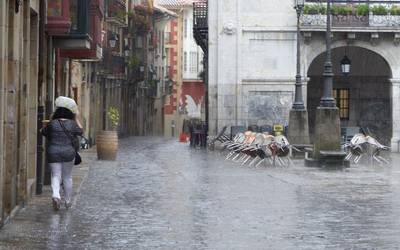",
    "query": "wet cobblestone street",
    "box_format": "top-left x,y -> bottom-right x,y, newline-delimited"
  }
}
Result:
2,137 -> 400,249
